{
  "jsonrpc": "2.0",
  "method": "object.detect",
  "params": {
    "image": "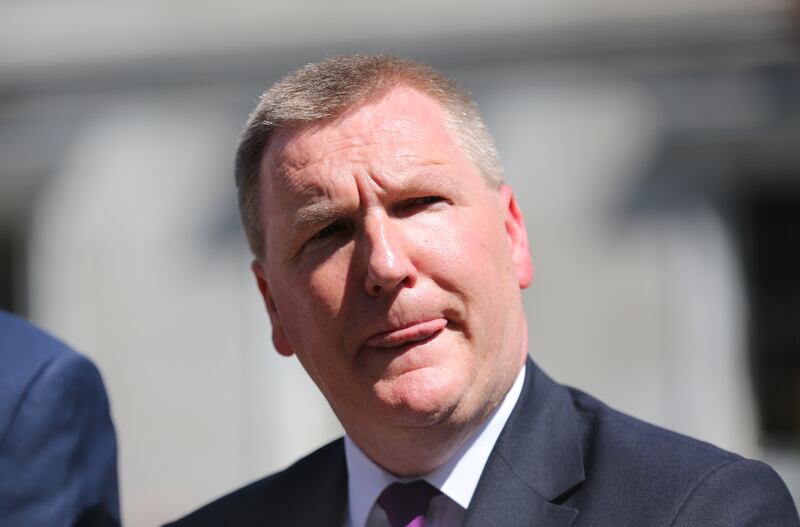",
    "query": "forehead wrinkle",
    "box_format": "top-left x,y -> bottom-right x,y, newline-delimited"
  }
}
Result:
269,140 -> 452,204
278,137 -> 432,181
272,119 -> 447,178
